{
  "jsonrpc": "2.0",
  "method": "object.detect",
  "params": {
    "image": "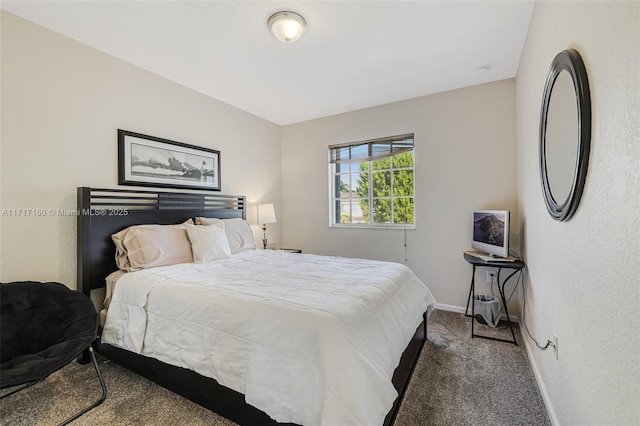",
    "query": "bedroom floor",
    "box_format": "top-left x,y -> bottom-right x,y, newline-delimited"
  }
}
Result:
396,309 -> 551,426
0,310 -> 550,426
